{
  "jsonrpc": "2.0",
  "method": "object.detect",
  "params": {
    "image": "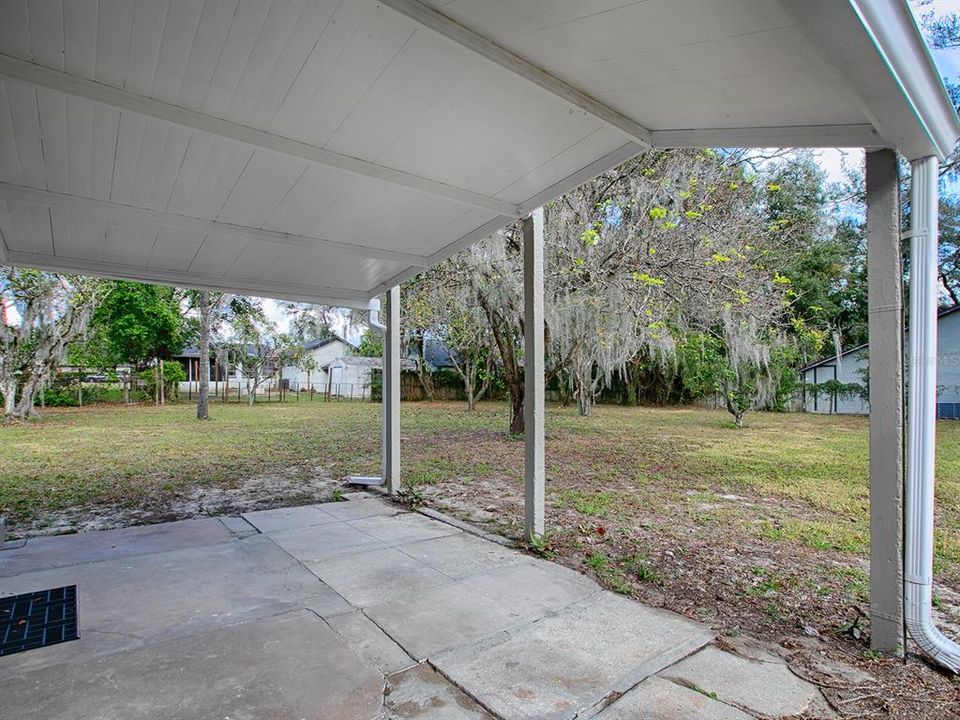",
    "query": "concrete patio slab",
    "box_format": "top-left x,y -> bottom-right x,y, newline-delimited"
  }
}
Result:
396,532 -> 523,579
241,503 -> 339,533
364,559 -> 600,660
385,664 -> 495,719
0,497 -> 818,720
319,497 -> 402,522
594,676 -> 754,720
0,517 -> 234,576
0,610 -> 384,720
348,512 -> 462,546
311,546 -> 453,607
266,519 -> 388,563
0,534 -> 340,678
327,609 -> 417,675
432,592 -> 714,720
660,645 -> 835,718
